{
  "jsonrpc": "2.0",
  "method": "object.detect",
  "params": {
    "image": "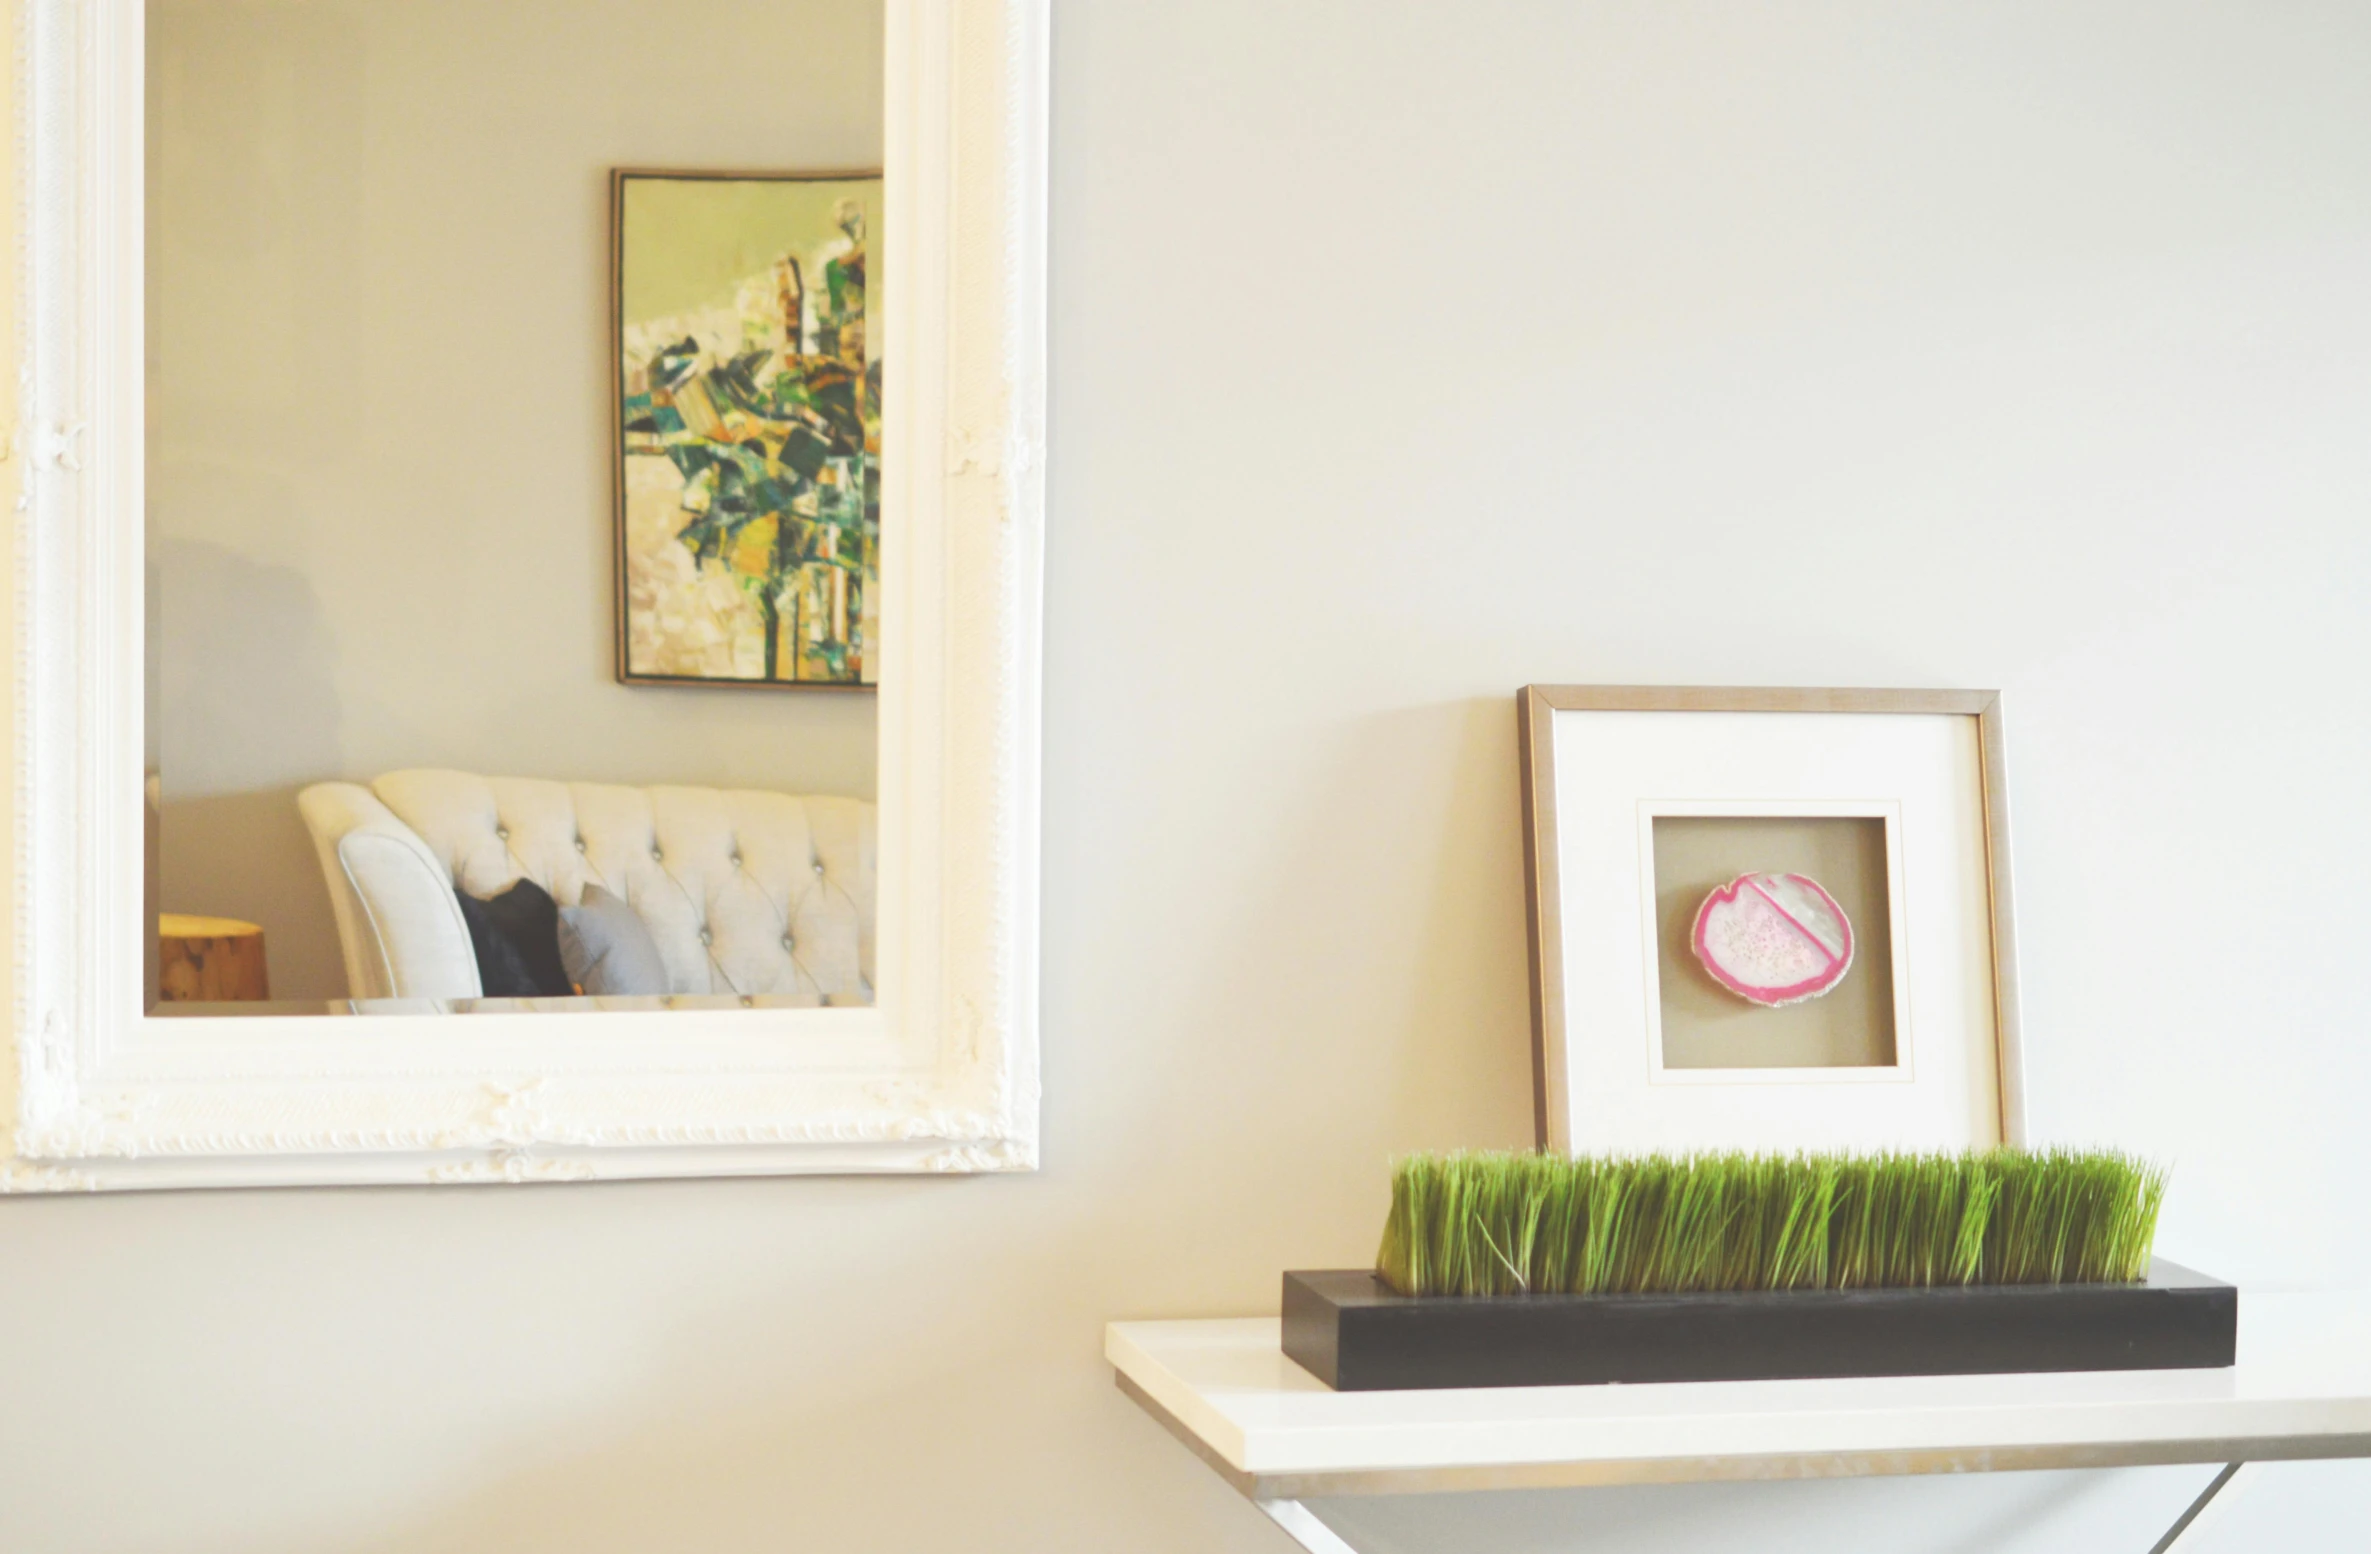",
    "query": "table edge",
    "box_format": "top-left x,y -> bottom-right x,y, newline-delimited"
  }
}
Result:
1114,1369 -> 2371,1497
1104,1315 -> 2371,1498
